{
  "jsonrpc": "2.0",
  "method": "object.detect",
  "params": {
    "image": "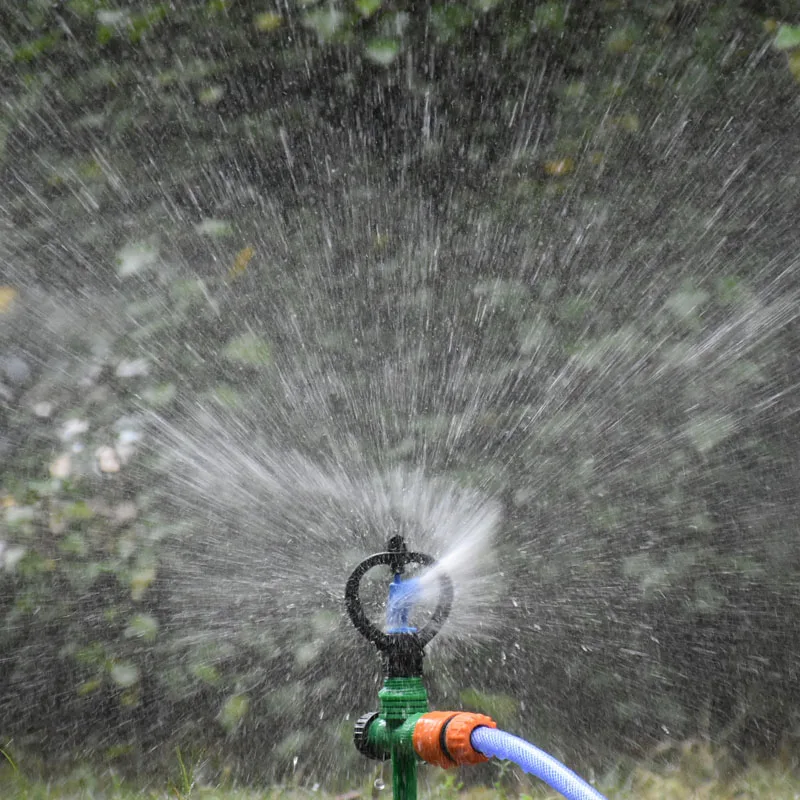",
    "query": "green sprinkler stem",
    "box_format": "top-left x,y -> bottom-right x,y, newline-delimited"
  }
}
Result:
354,678 -> 429,800
346,536 -> 454,800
